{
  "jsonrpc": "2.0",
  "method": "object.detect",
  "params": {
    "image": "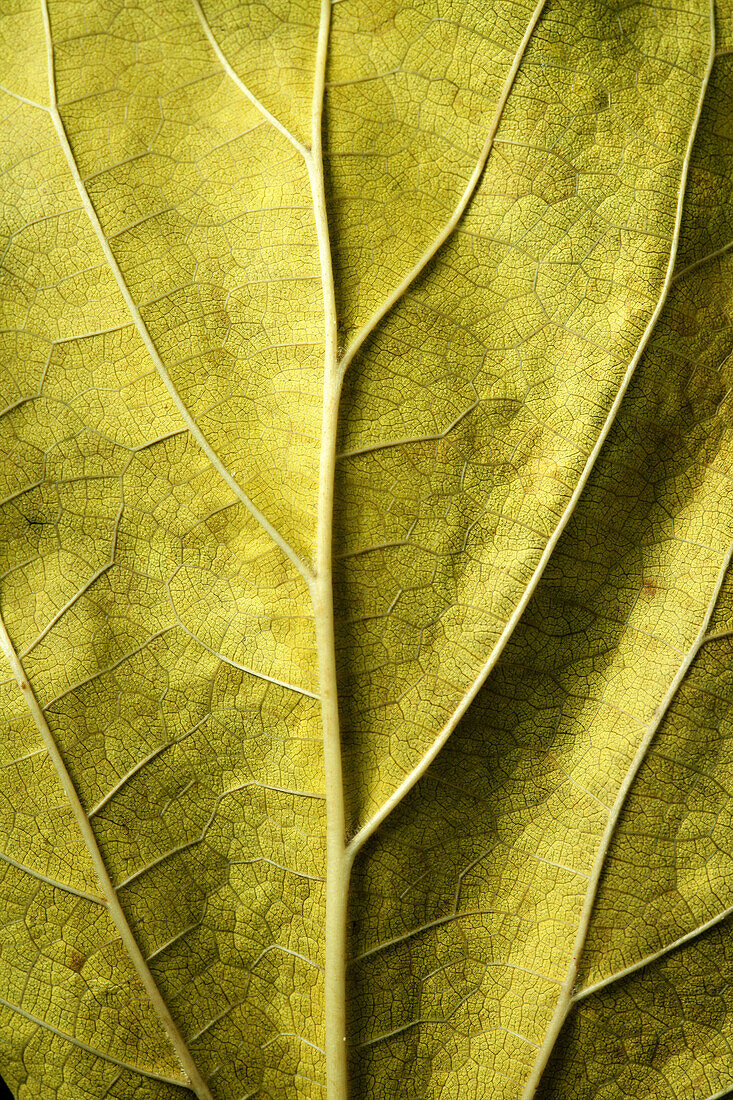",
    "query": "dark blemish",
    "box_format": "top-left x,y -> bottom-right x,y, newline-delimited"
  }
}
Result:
68,950 -> 85,972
